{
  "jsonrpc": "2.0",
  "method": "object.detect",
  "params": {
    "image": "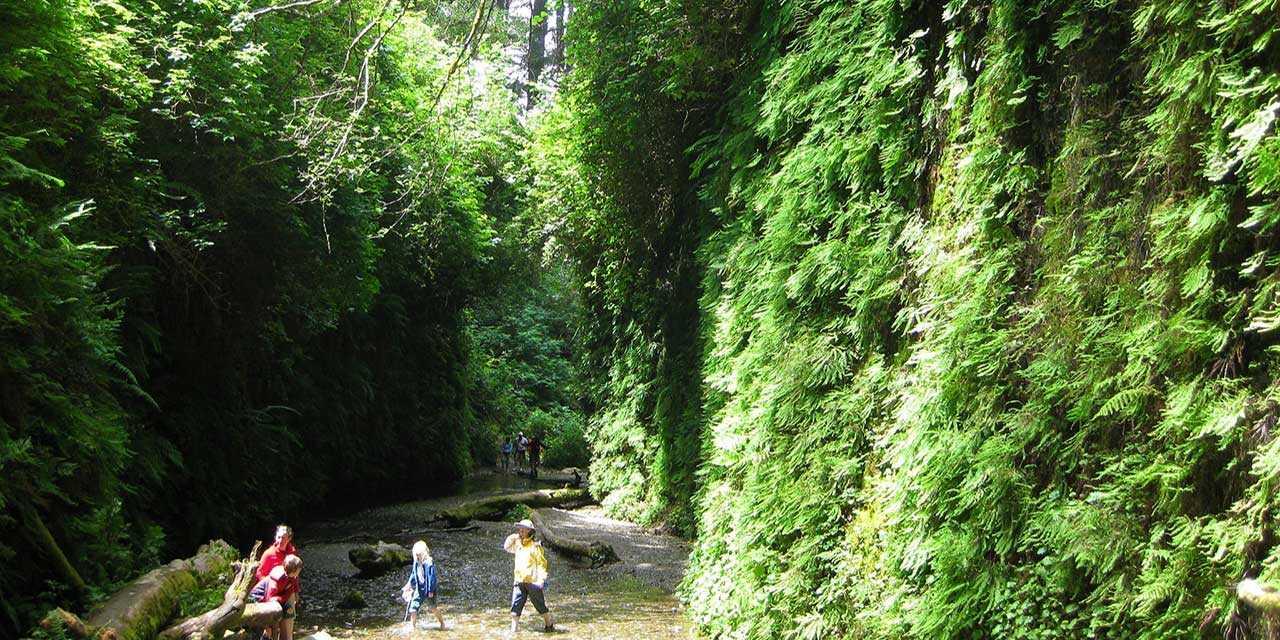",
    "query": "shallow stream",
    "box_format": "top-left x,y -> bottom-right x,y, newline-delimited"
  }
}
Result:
289,472 -> 691,639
